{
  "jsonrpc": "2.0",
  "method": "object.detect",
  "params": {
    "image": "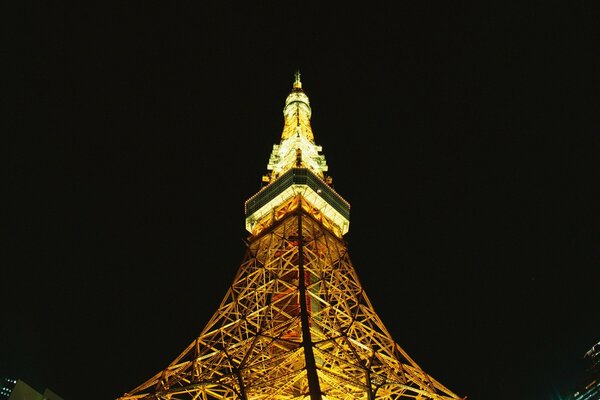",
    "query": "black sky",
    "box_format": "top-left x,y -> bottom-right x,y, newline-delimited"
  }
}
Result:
3,2 -> 598,400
